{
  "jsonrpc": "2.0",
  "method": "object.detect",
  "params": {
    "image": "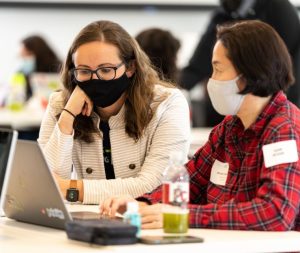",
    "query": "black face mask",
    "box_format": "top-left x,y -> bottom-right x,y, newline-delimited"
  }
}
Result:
76,73 -> 131,108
